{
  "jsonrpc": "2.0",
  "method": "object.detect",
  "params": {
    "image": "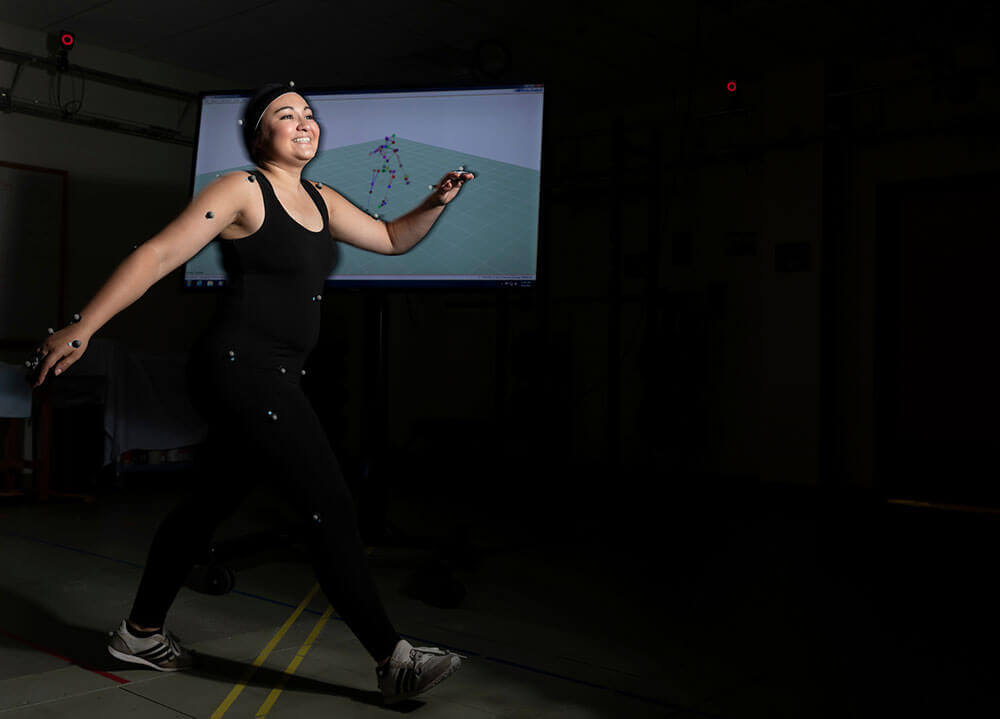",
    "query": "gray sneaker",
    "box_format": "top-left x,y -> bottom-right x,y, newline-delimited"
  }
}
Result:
107,619 -> 192,672
377,639 -> 464,704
